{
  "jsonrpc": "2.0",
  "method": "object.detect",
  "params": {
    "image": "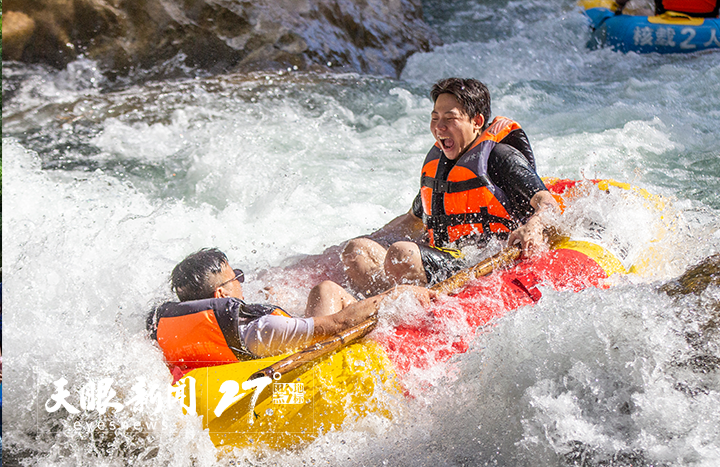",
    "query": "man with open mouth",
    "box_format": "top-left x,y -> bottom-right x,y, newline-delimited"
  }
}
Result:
342,77 -> 559,295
